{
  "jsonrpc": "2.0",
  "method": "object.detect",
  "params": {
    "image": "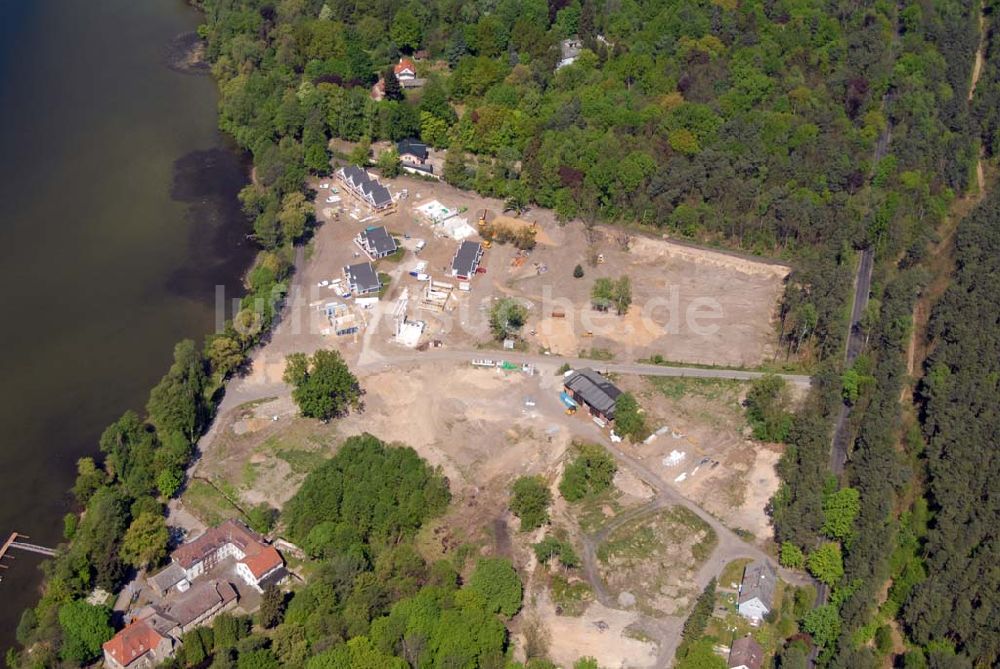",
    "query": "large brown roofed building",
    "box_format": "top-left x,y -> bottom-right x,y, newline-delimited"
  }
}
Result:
102,618 -> 172,669
167,519 -> 284,592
